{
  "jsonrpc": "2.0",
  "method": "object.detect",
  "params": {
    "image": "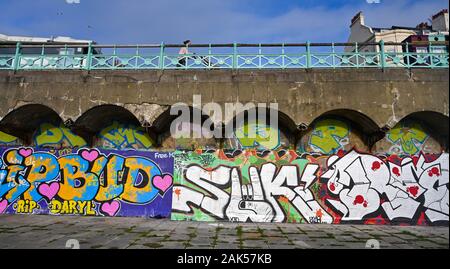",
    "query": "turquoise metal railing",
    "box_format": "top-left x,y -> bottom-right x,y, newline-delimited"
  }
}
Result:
0,41 -> 448,70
